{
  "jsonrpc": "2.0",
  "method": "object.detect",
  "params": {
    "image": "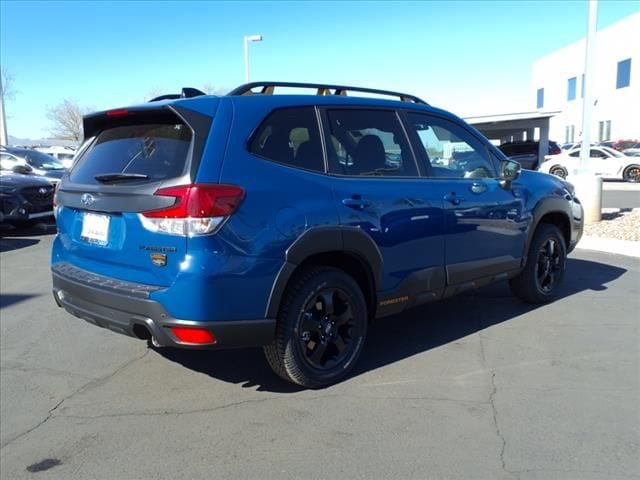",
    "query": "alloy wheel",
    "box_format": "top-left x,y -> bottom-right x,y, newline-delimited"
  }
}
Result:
536,238 -> 562,293
298,288 -> 360,370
